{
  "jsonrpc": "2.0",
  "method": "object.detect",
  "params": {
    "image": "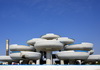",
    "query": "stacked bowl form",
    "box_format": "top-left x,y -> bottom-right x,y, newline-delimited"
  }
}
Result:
0,33 -> 100,65
9,44 -> 41,60
56,43 -> 93,61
